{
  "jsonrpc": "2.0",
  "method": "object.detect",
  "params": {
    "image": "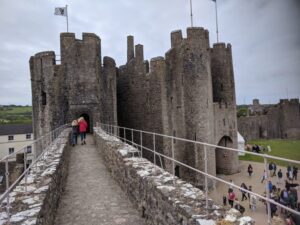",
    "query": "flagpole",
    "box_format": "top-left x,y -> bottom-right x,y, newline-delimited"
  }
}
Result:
66,5 -> 69,32
215,0 -> 219,42
190,0 -> 193,27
